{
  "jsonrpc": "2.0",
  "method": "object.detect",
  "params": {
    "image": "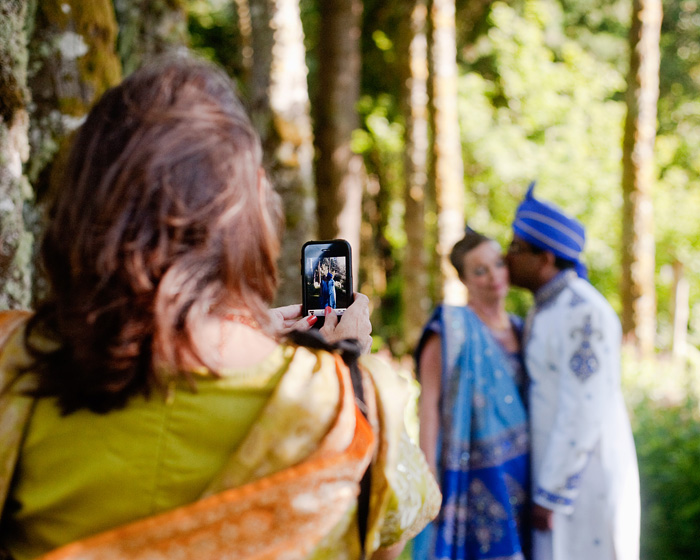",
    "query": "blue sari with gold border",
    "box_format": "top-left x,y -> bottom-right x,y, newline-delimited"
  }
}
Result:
412,305 -> 530,560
